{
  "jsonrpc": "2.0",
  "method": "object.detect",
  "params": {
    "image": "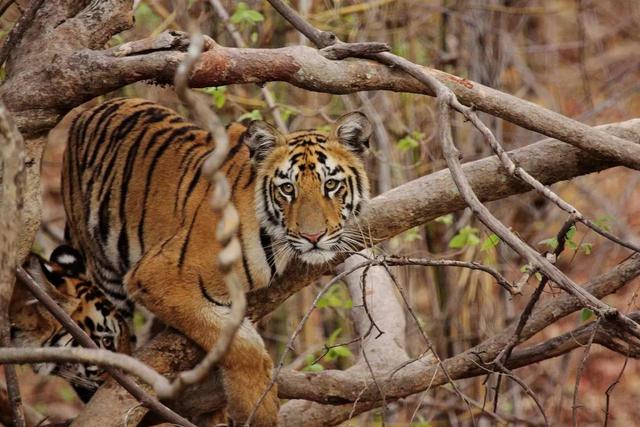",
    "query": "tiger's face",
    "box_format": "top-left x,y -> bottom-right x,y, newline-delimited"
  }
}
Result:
245,113 -> 371,265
